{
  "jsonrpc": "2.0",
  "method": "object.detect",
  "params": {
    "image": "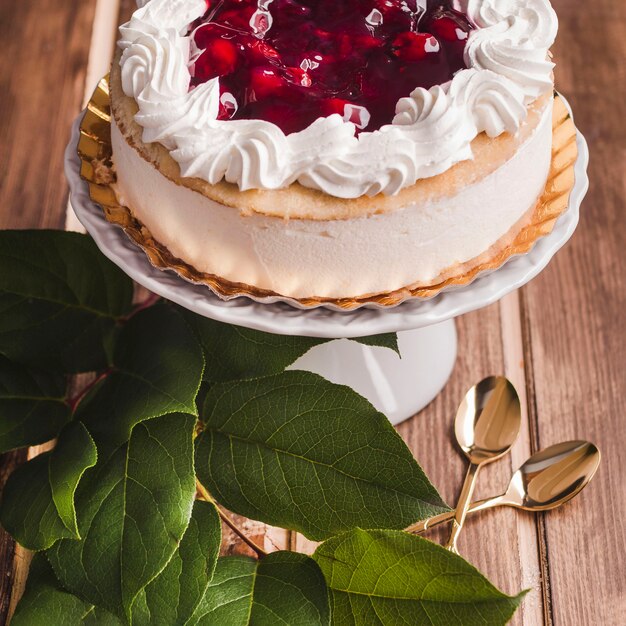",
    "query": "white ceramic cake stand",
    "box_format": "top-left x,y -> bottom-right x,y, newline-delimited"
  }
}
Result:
65,98 -> 589,425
